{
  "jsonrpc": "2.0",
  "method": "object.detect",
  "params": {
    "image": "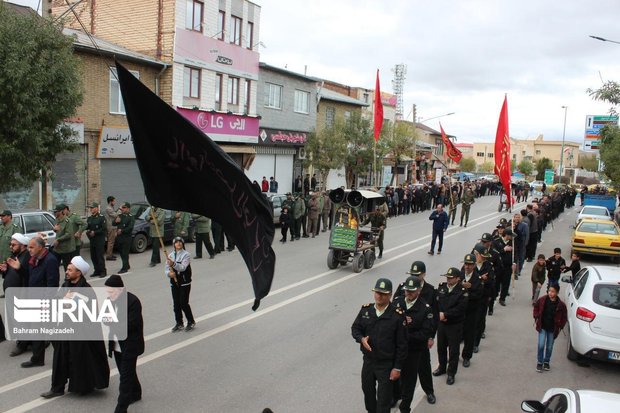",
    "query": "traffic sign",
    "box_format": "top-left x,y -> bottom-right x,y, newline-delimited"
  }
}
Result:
544,169 -> 554,185
584,115 -> 618,152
